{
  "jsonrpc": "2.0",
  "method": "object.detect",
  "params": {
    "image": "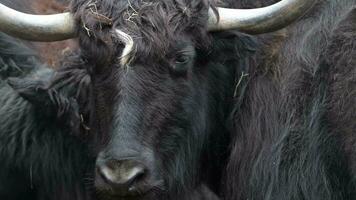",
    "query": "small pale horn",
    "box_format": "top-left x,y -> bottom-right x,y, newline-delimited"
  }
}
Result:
115,29 -> 135,66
